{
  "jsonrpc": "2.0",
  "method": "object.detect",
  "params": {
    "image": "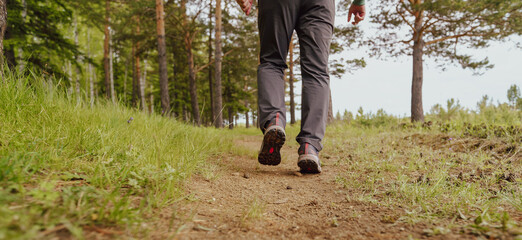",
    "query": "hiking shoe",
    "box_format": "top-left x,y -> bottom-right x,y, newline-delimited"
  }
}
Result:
258,114 -> 286,166
298,143 -> 322,174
